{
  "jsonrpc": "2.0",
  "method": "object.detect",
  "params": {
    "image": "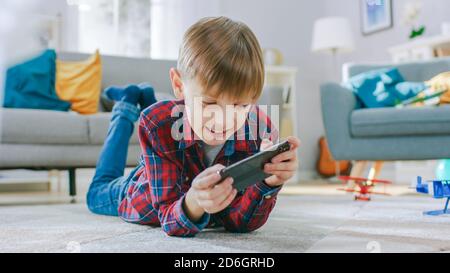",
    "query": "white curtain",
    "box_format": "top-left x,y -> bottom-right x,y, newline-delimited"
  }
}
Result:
150,0 -> 220,60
